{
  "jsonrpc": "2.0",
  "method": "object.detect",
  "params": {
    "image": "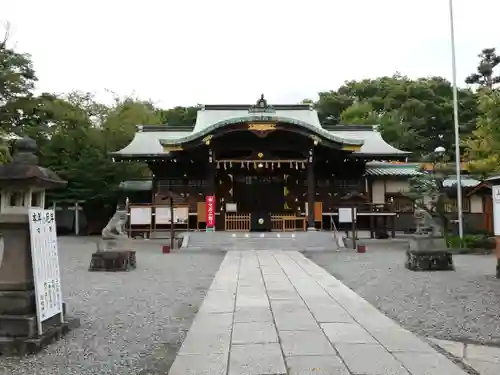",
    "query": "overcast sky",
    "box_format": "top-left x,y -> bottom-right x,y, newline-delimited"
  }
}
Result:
2,0 -> 499,108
